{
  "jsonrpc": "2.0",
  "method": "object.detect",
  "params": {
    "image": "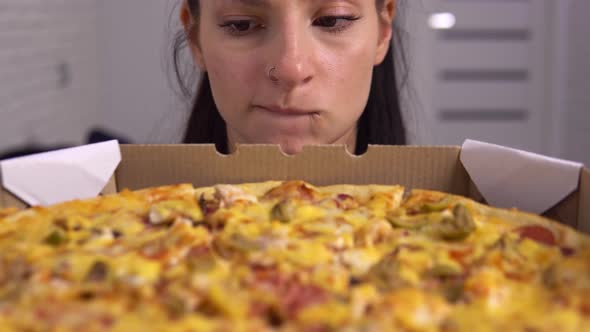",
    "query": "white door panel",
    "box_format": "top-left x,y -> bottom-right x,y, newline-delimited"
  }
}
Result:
436,122 -> 541,152
435,82 -> 529,110
436,42 -> 529,69
433,2 -> 531,29
405,0 -> 554,155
